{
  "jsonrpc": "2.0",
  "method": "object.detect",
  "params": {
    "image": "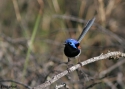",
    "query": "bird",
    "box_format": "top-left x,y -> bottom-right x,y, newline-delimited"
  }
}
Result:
64,17 -> 95,62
